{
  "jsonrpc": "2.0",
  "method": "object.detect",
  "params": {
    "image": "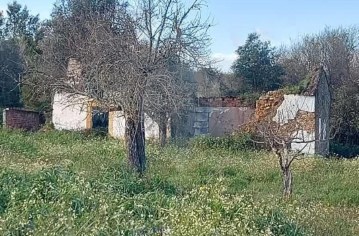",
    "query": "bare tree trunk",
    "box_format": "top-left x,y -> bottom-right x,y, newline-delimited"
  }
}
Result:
282,167 -> 292,198
125,115 -> 146,173
159,123 -> 167,147
159,113 -> 167,147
